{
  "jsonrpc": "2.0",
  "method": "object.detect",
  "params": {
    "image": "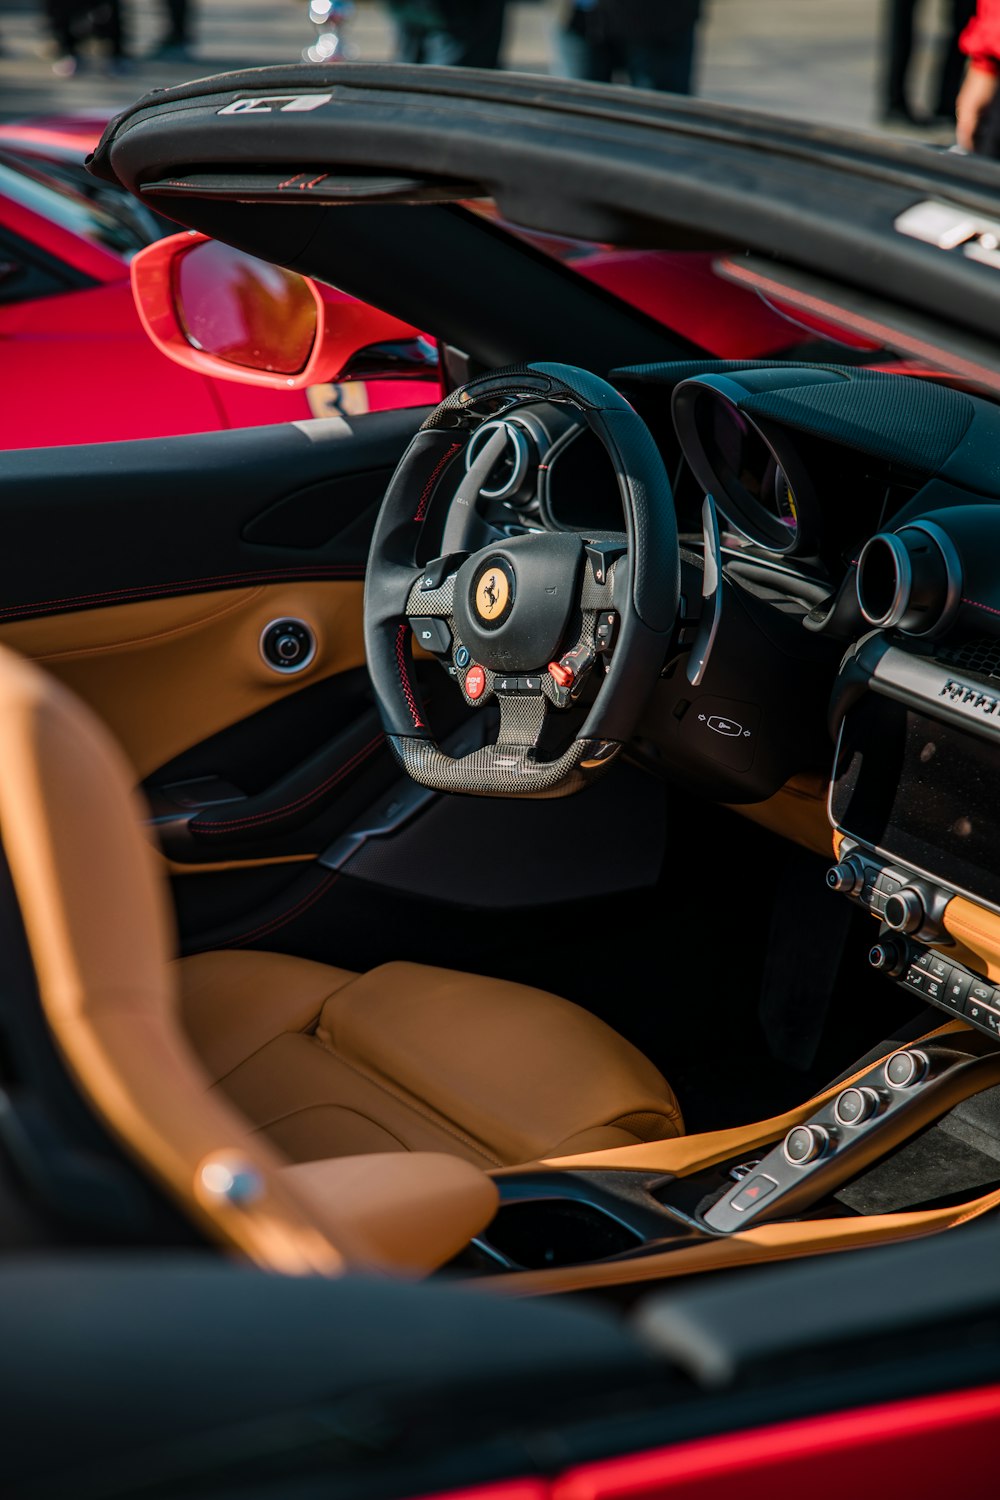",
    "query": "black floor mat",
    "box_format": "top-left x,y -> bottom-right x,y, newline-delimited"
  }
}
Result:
836,1110 -> 1000,1216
